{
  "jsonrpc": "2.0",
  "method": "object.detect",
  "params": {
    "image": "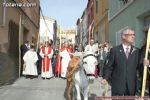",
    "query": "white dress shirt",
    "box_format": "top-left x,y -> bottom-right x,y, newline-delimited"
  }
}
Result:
122,44 -> 131,54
